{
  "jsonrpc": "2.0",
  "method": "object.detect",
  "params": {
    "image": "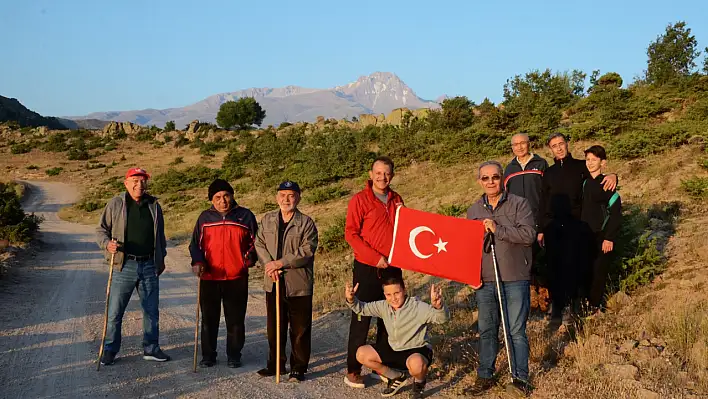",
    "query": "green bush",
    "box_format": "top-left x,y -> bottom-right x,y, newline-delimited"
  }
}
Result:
169,156 -> 184,166
45,167 -> 63,176
76,198 -> 105,212
11,143 -> 32,154
437,203 -> 469,217
150,165 -> 222,194
135,130 -> 155,142
318,216 -> 348,253
305,185 -> 350,204
67,145 -> 90,160
174,133 -> 189,148
619,234 -> 665,292
0,183 -> 43,243
681,176 -> 708,198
